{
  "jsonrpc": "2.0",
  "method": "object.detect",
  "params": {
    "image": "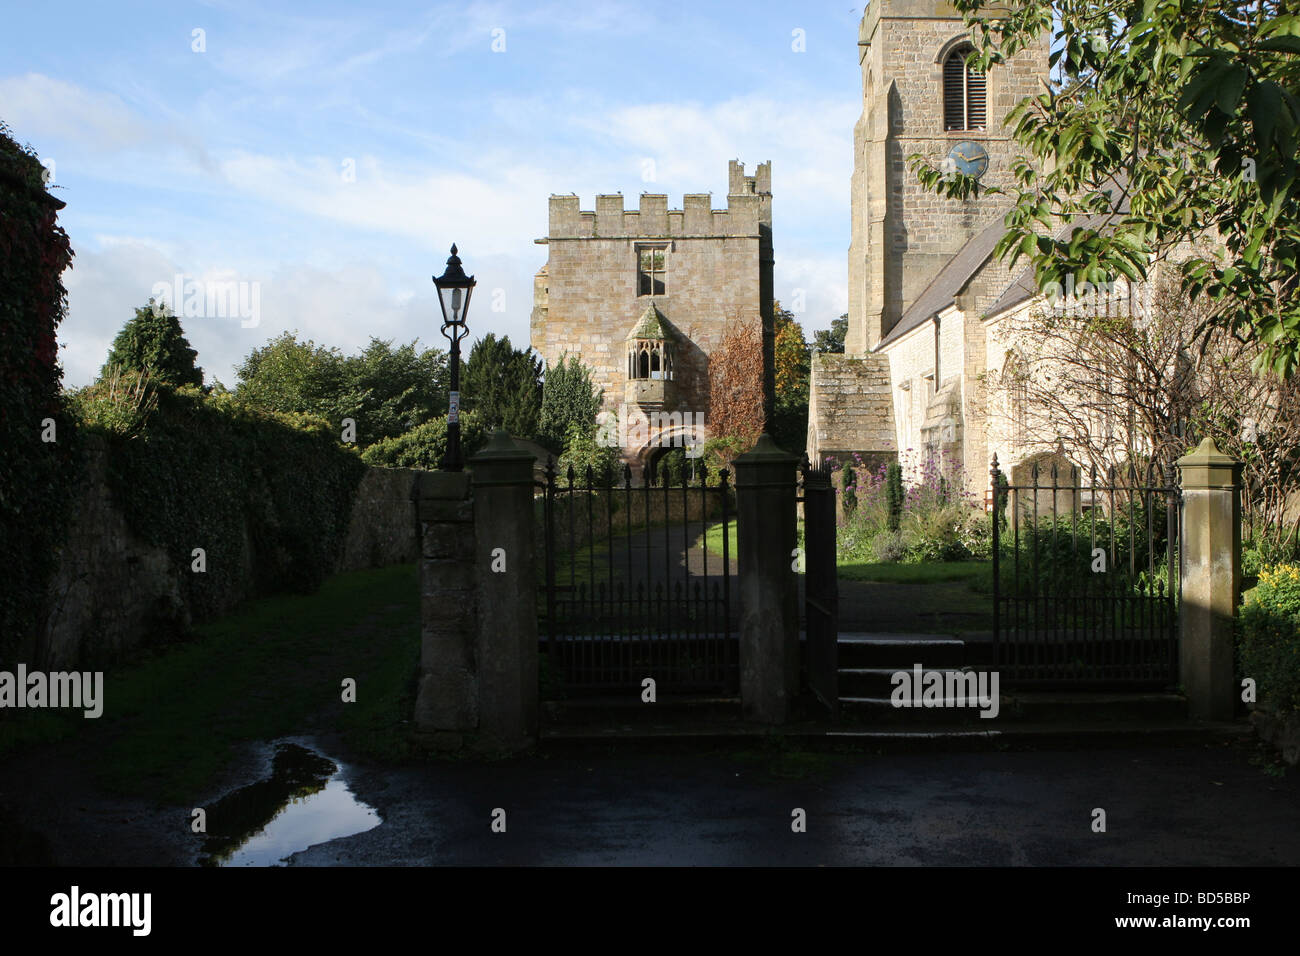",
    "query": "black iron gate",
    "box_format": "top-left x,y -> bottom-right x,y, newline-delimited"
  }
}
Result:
799,459 -> 839,715
990,456 -> 1181,687
538,460 -> 738,697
